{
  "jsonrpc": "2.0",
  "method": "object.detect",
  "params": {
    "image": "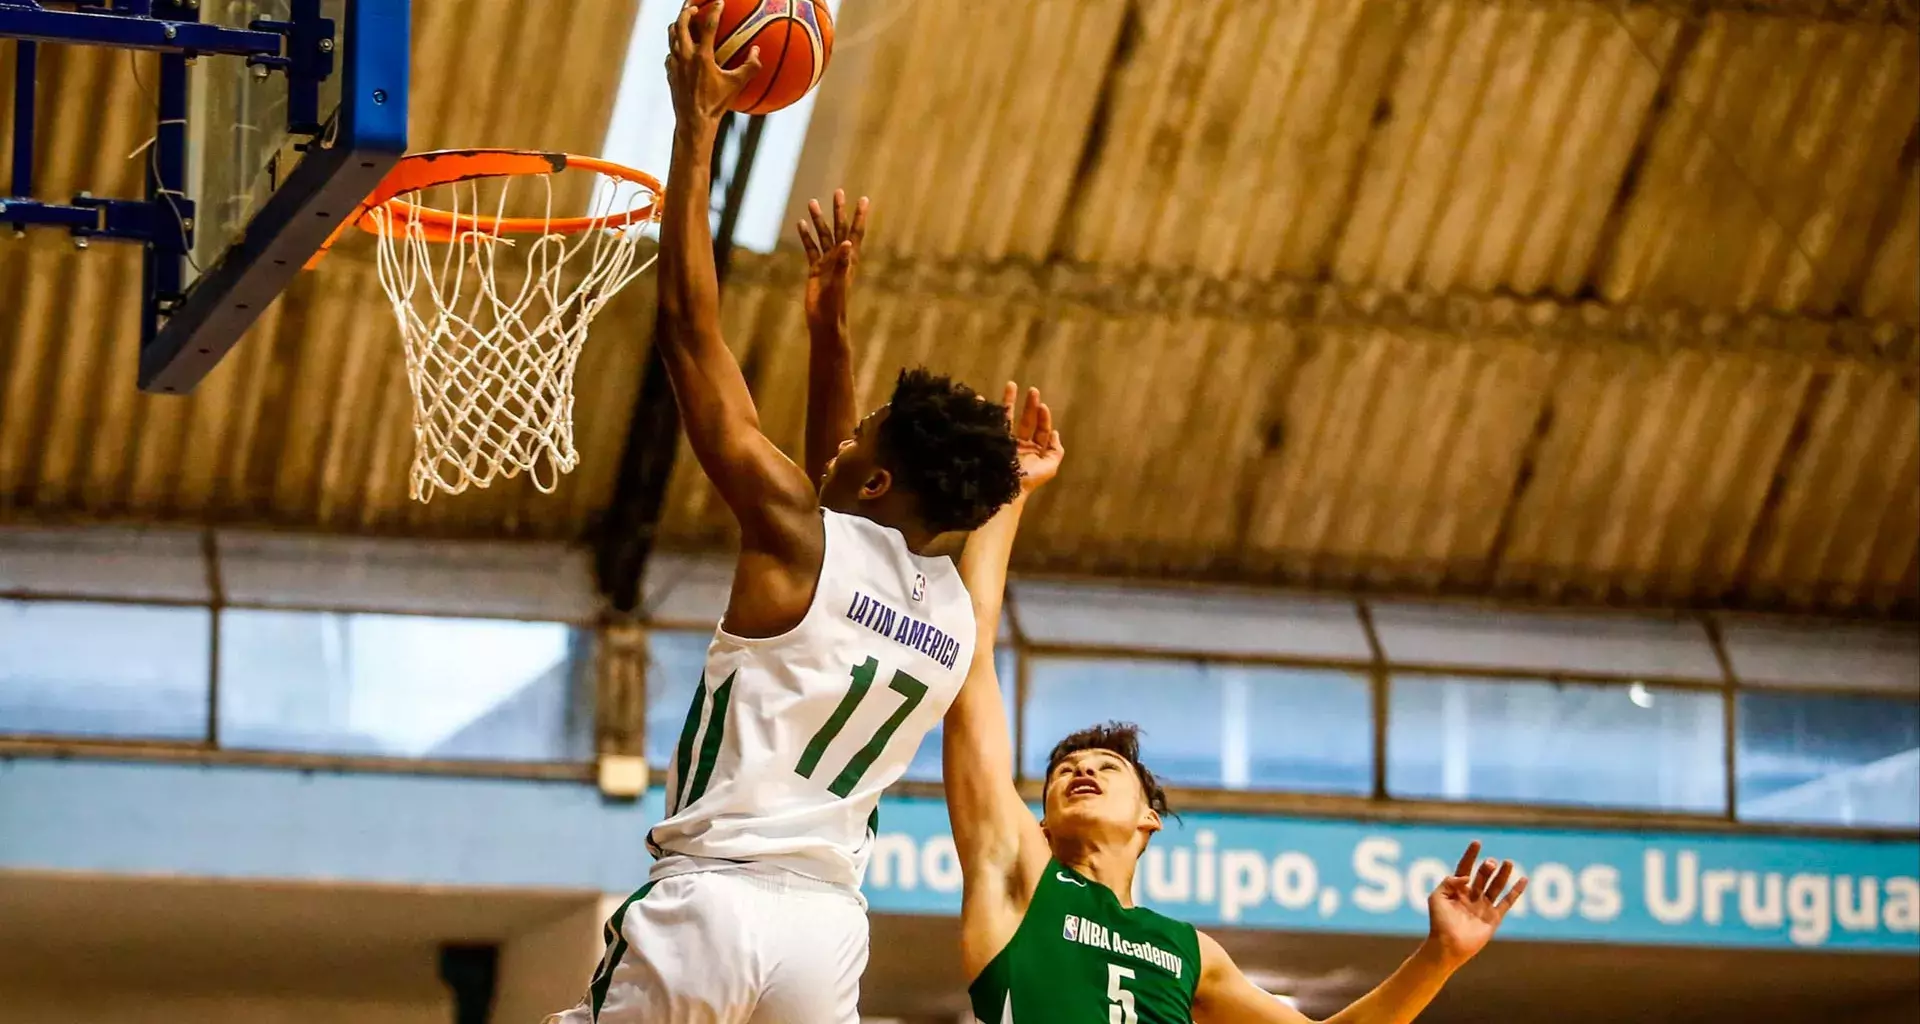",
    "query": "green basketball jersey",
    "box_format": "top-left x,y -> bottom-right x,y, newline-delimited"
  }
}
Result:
968,859 -> 1202,1023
